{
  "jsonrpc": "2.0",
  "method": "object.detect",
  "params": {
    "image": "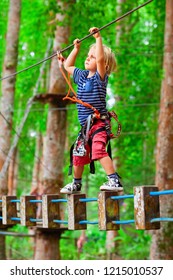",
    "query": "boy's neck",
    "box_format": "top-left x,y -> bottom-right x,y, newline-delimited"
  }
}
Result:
87,71 -> 96,78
